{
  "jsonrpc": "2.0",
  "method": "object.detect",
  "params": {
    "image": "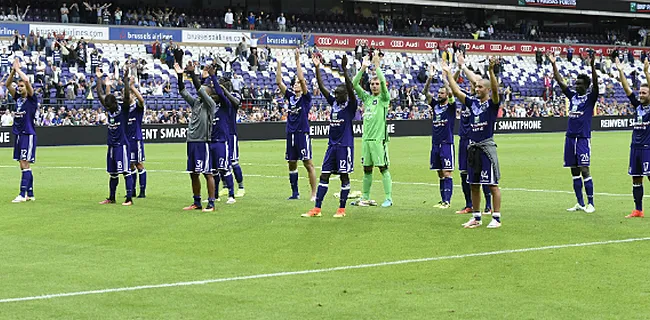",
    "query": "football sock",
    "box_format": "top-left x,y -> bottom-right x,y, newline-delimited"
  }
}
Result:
362,171 -> 372,200
461,172 -> 472,208
109,174 -> 119,200
193,195 -> 202,207
573,176 -> 585,207
584,177 -> 594,206
315,179 -> 328,209
223,170 -> 235,198
381,169 -> 393,202
340,182 -> 351,209
483,184 -> 492,210
492,211 -> 501,223
443,177 -> 453,203
20,169 -> 32,197
232,162 -> 244,188
289,170 -> 299,196
633,184 -> 643,211
125,173 -> 135,200
439,178 -> 444,202
138,169 -> 147,194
